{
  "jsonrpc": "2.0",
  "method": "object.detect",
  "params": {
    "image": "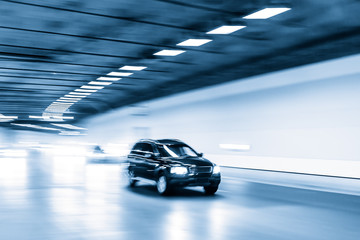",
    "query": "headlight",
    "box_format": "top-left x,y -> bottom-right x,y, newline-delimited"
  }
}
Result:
213,165 -> 220,174
170,166 -> 188,175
